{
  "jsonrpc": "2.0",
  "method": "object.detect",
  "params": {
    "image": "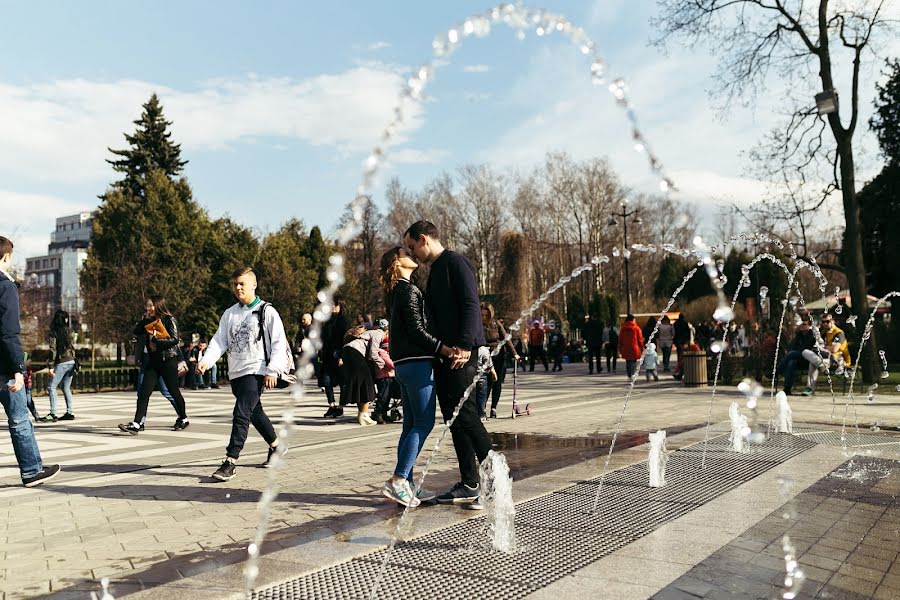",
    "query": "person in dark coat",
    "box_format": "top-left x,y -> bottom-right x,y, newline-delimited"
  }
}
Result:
321,298 -> 349,417
583,315 -> 603,374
